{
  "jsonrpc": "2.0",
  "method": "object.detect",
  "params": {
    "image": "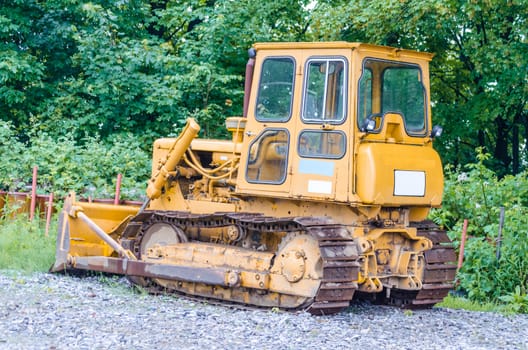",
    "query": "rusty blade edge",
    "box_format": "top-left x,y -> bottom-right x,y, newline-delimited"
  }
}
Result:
69,256 -> 230,287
